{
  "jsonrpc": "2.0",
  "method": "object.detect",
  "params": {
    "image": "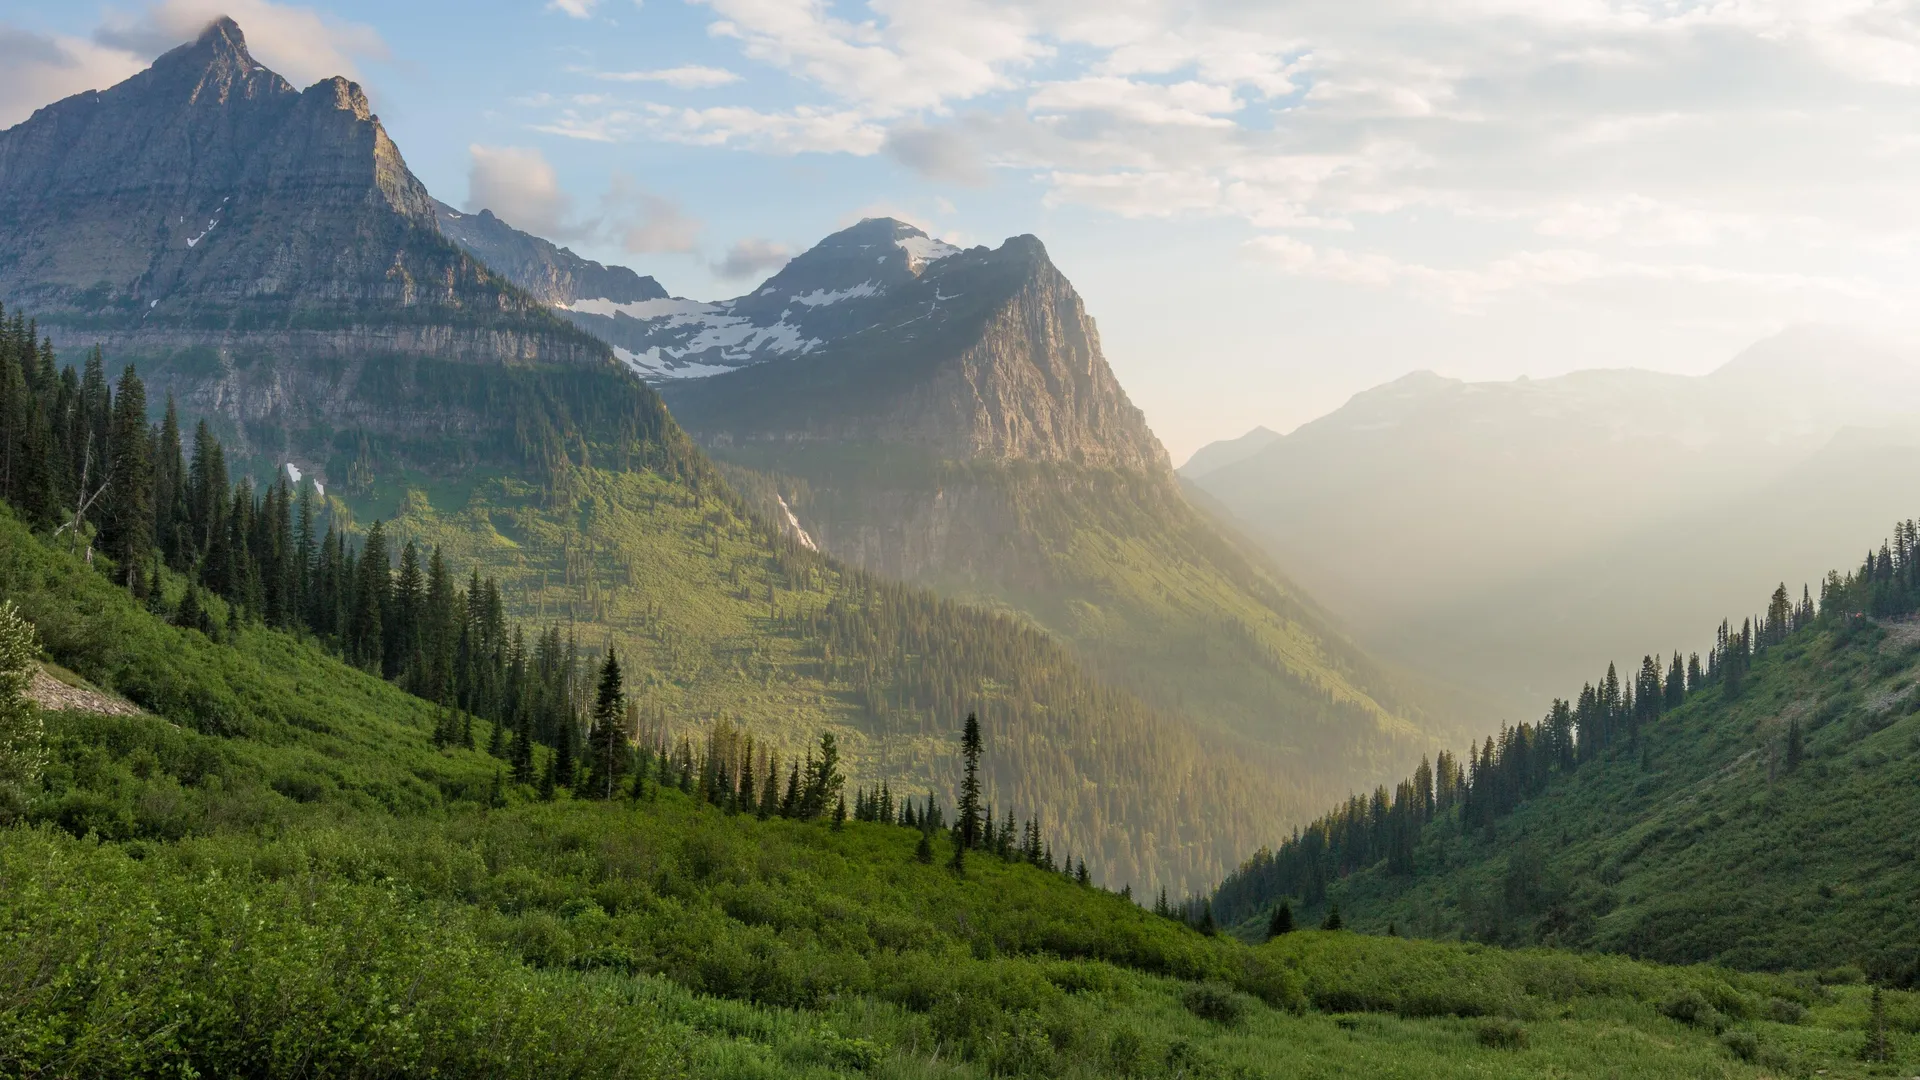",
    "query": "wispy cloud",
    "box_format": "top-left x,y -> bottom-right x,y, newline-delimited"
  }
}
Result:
592,65 -> 741,90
